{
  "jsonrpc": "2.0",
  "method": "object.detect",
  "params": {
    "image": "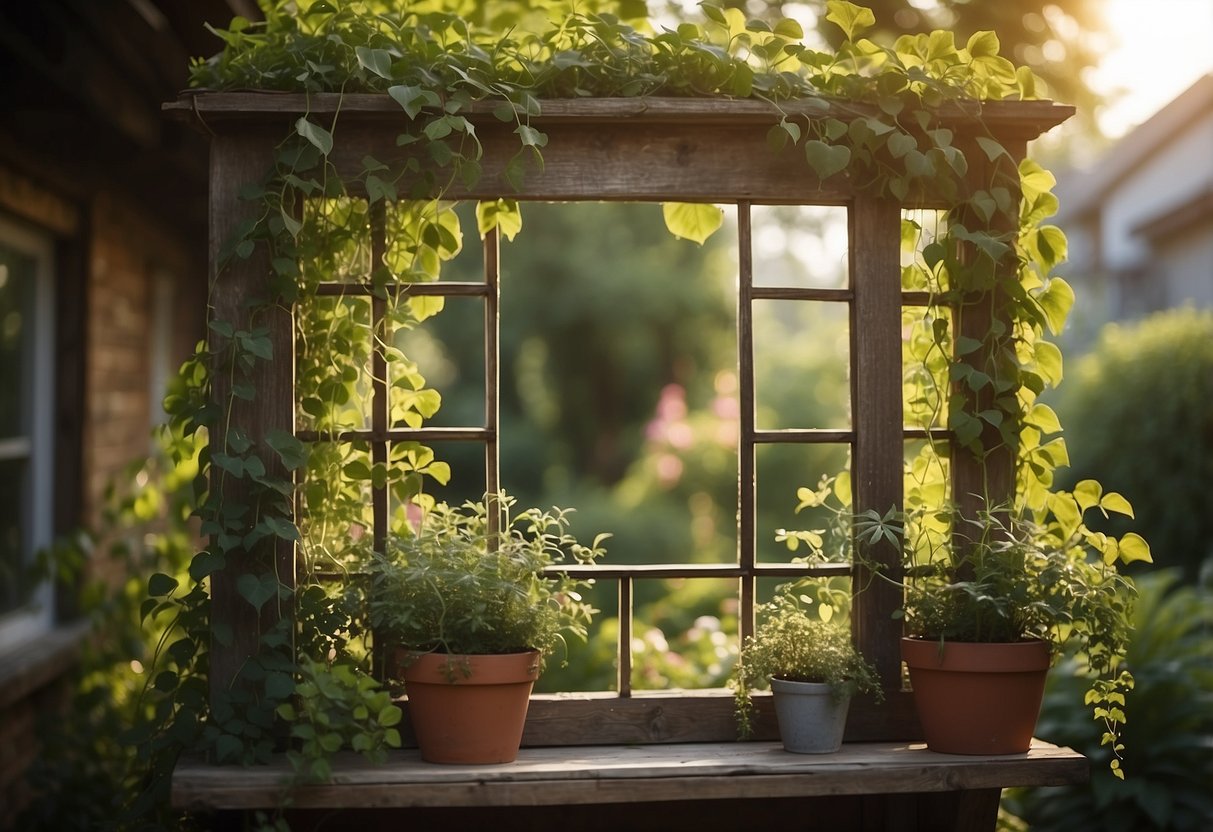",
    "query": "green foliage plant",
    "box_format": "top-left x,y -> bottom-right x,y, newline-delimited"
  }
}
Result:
368,495 -> 606,668
732,584 -> 881,739
1004,569 -> 1213,831
790,475 -> 1147,777
276,657 -> 403,782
